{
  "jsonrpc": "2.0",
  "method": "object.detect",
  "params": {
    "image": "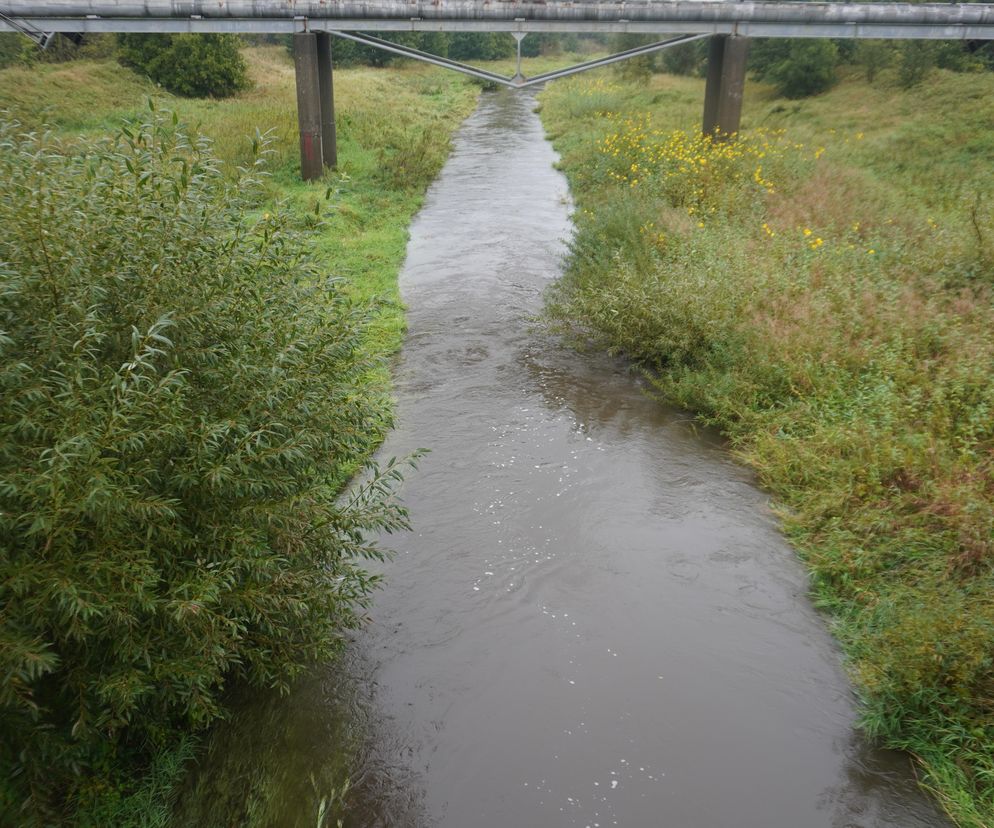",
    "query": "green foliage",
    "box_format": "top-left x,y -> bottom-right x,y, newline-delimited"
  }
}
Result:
117,34 -> 249,98
661,39 -> 708,77
519,33 -> 580,58
854,40 -> 893,83
898,41 -> 936,88
314,33 -> 427,68
315,32 -> 513,67
540,69 -> 994,826
610,33 -> 656,81
0,111 -> 414,820
447,32 -> 514,61
0,32 -> 114,68
751,38 -> 839,98
0,33 -> 21,68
